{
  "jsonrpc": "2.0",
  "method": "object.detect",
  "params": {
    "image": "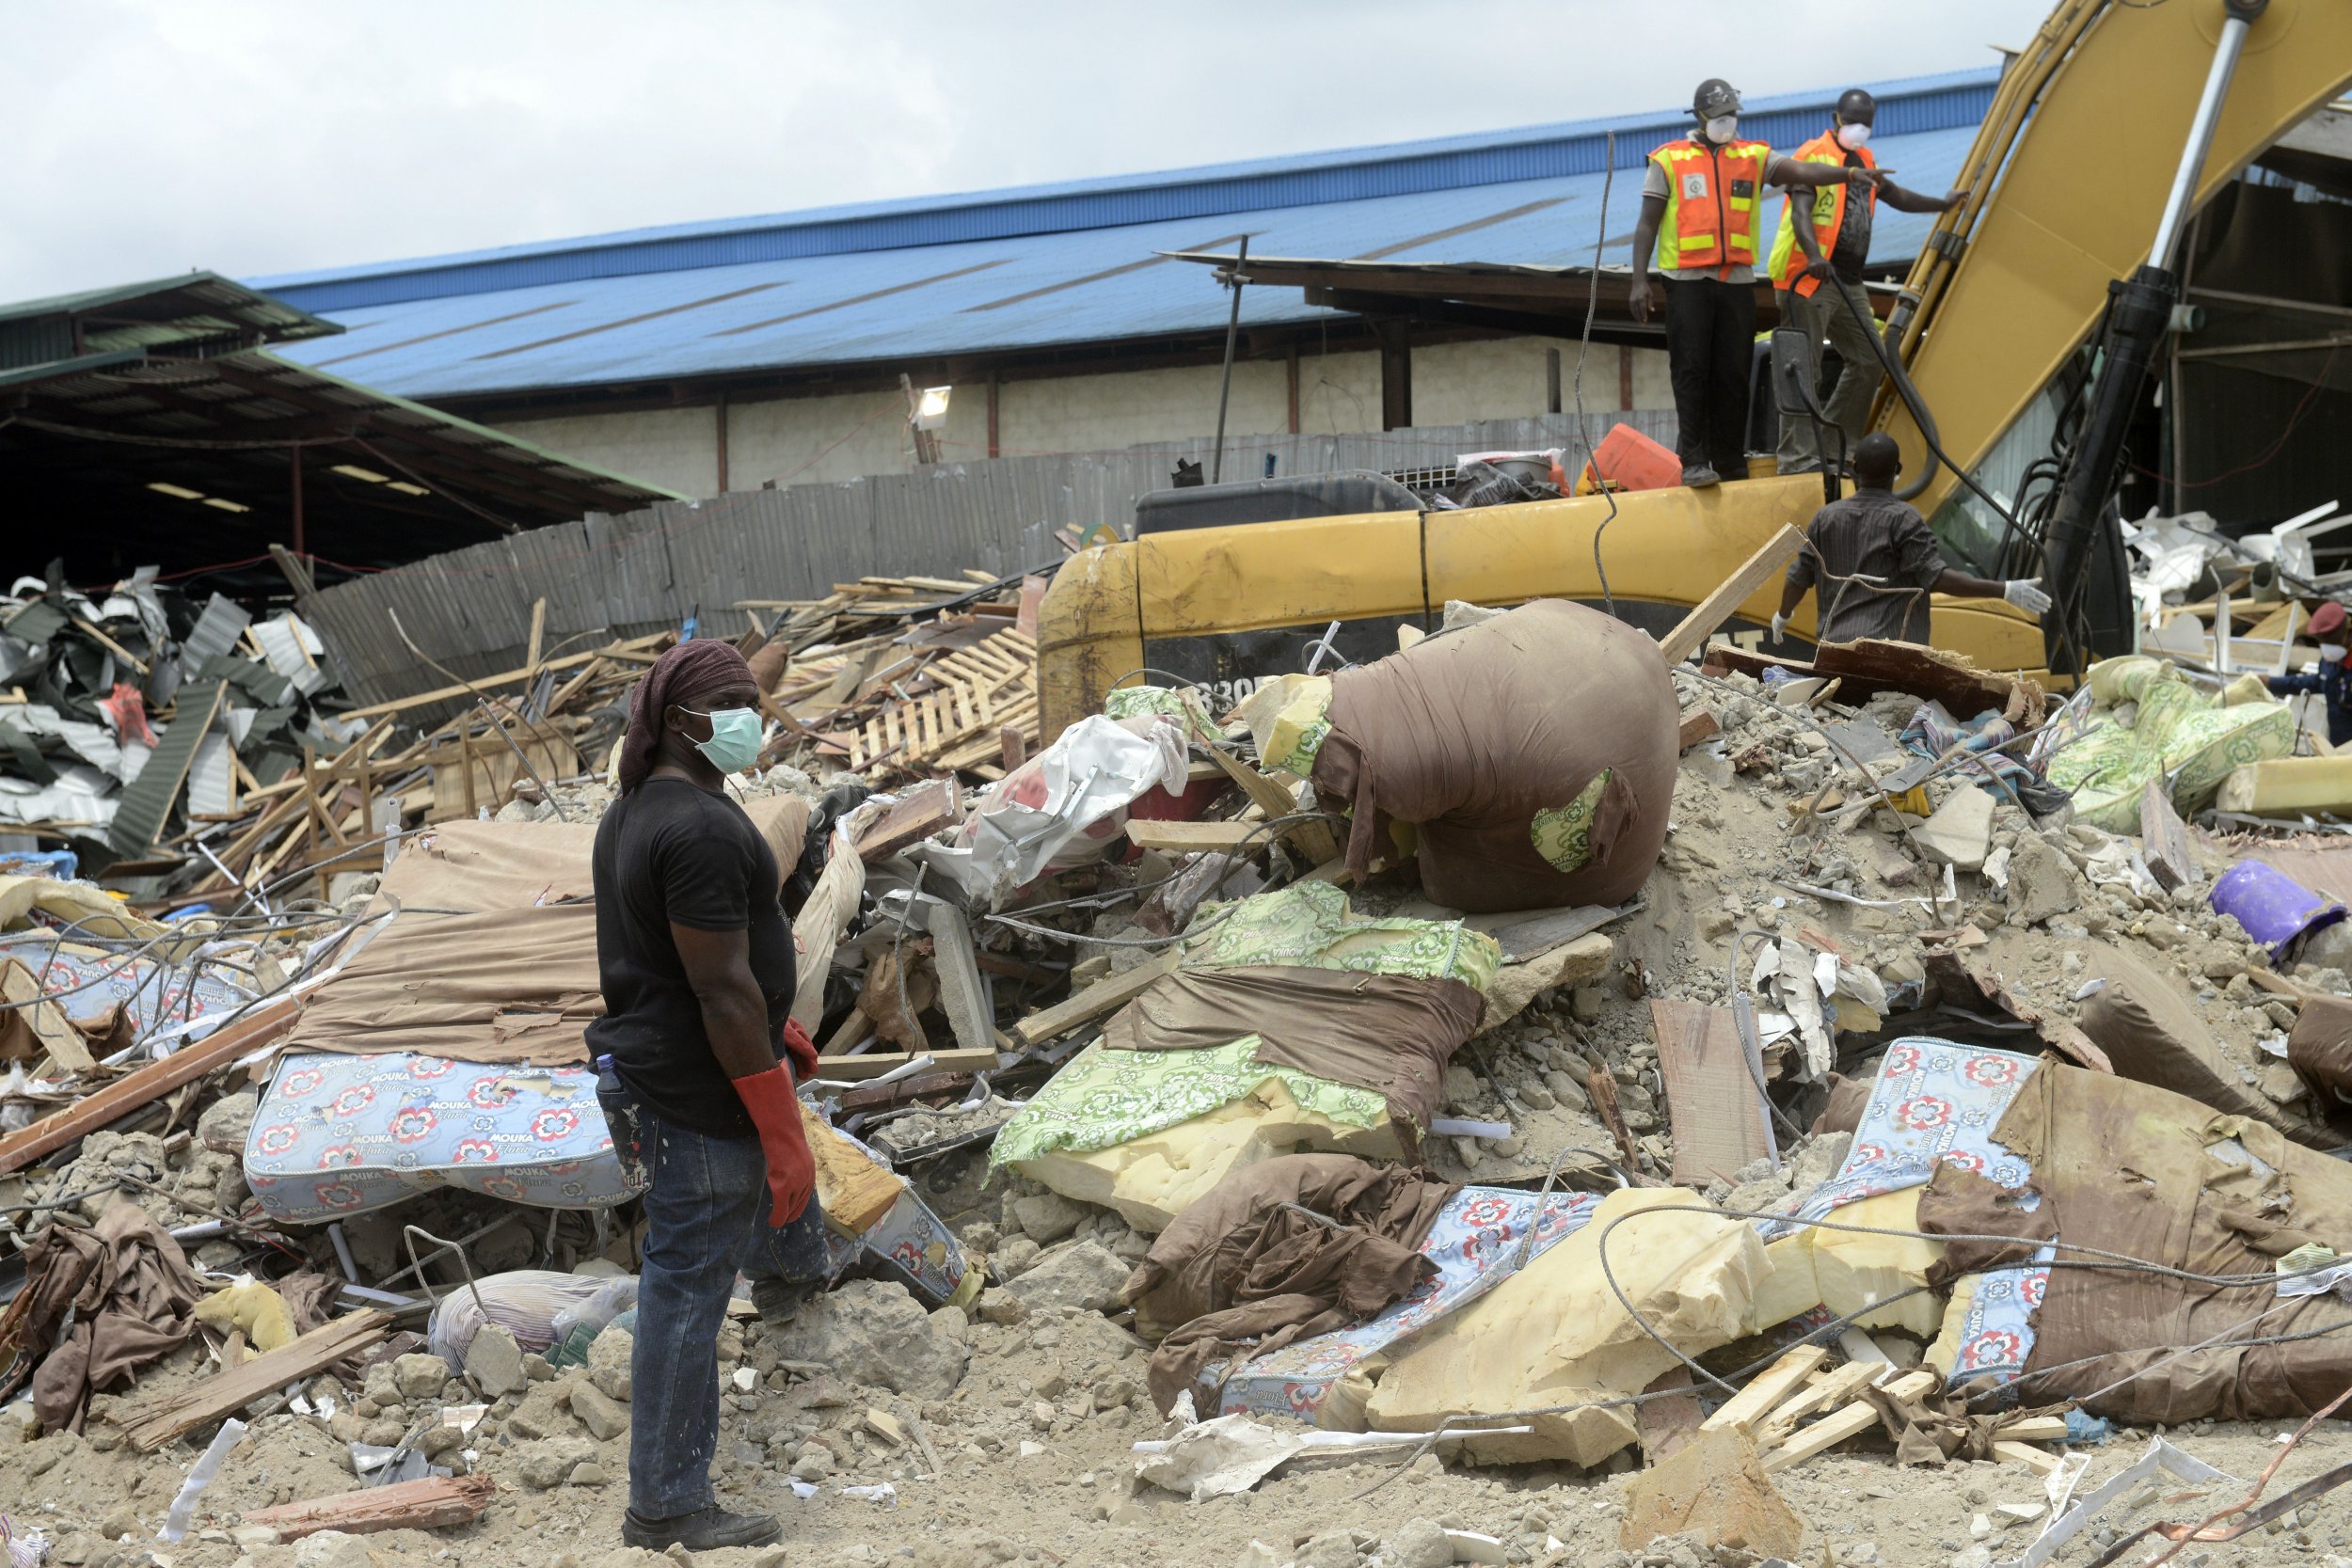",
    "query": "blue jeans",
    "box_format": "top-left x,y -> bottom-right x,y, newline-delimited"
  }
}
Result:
597,1072 -> 830,1520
